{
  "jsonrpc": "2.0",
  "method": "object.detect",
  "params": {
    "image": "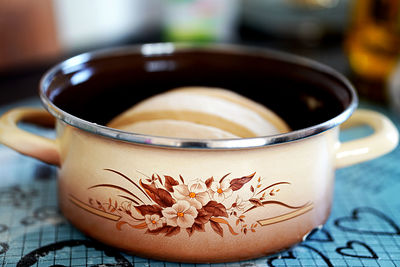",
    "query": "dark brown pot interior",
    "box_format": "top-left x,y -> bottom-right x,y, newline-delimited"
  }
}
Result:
43,46 -> 355,132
